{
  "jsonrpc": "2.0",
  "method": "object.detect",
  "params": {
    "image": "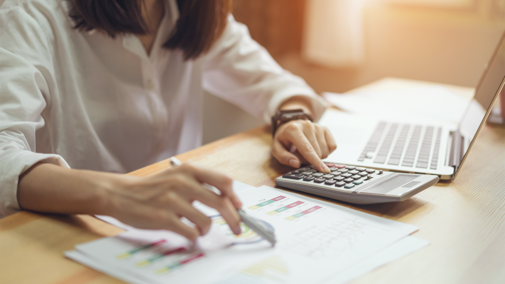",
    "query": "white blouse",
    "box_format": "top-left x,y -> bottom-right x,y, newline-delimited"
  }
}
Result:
0,0 -> 327,217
